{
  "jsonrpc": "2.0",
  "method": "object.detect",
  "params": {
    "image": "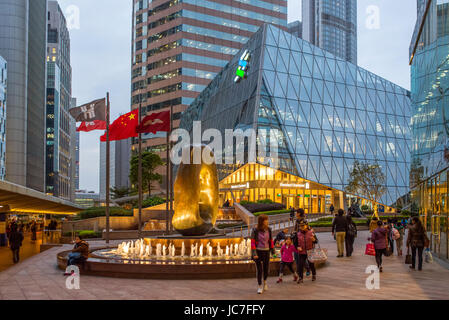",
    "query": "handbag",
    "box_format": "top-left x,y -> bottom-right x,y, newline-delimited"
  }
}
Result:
385,246 -> 393,257
425,248 -> 433,263
307,241 -> 328,264
405,247 -> 412,264
365,243 -> 376,256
